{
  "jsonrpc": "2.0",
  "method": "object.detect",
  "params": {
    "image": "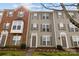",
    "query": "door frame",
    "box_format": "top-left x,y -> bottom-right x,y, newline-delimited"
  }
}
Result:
60,32 -> 69,48
30,33 -> 37,48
